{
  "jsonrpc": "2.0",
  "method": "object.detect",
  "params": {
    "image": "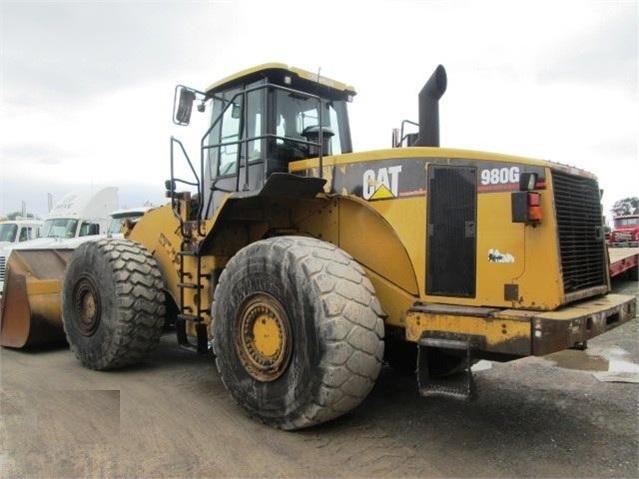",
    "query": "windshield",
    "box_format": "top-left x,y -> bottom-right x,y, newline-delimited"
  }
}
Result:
42,219 -> 78,238
107,218 -> 125,235
0,224 -> 17,242
107,212 -> 145,235
274,90 -> 344,157
614,216 -> 639,228
206,83 -> 348,181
